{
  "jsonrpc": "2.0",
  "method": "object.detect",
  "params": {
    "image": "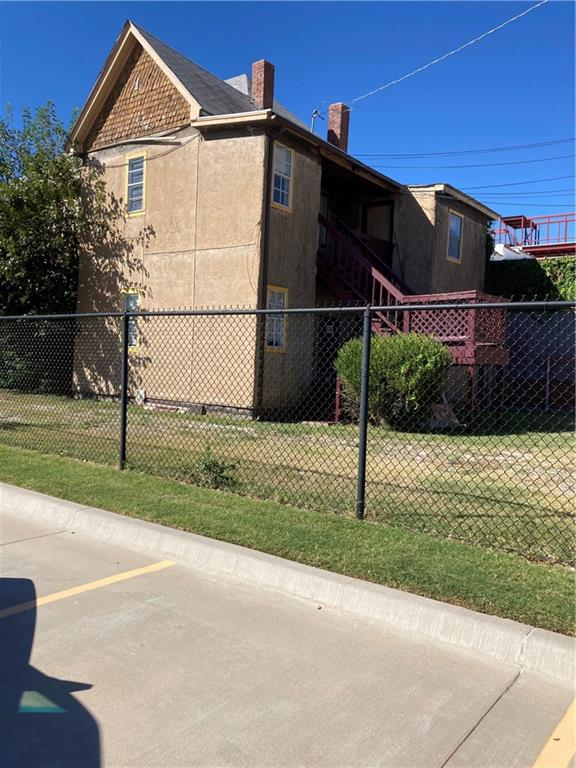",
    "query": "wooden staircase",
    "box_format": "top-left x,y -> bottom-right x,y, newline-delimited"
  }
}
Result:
317,214 -> 508,366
